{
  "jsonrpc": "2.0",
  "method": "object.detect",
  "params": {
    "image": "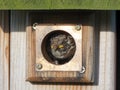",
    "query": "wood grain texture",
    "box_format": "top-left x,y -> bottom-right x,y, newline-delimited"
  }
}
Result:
10,11 -> 116,90
0,11 -> 9,90
0,0 -> 120,9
